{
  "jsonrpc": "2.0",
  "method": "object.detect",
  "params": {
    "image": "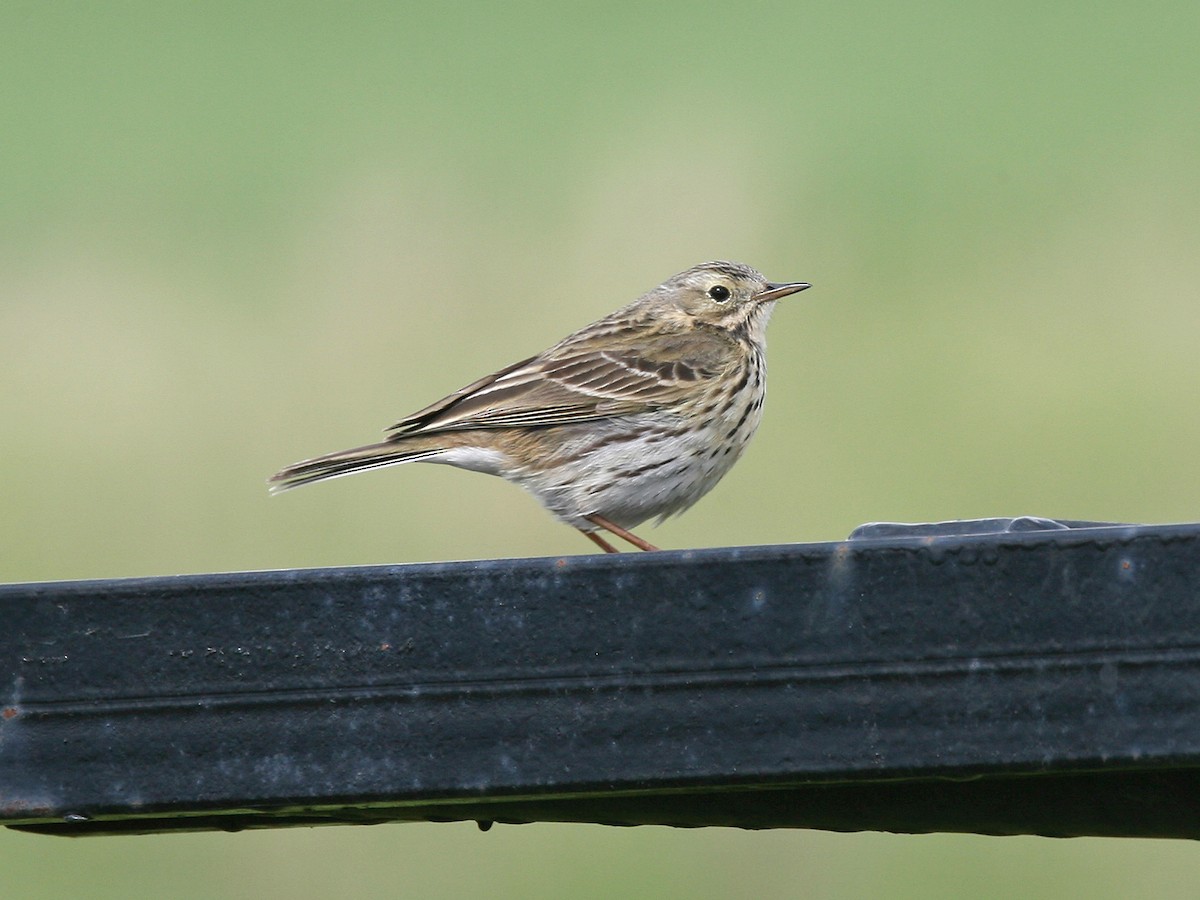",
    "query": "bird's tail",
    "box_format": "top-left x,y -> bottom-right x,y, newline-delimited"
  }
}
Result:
268,439 -> 444,494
